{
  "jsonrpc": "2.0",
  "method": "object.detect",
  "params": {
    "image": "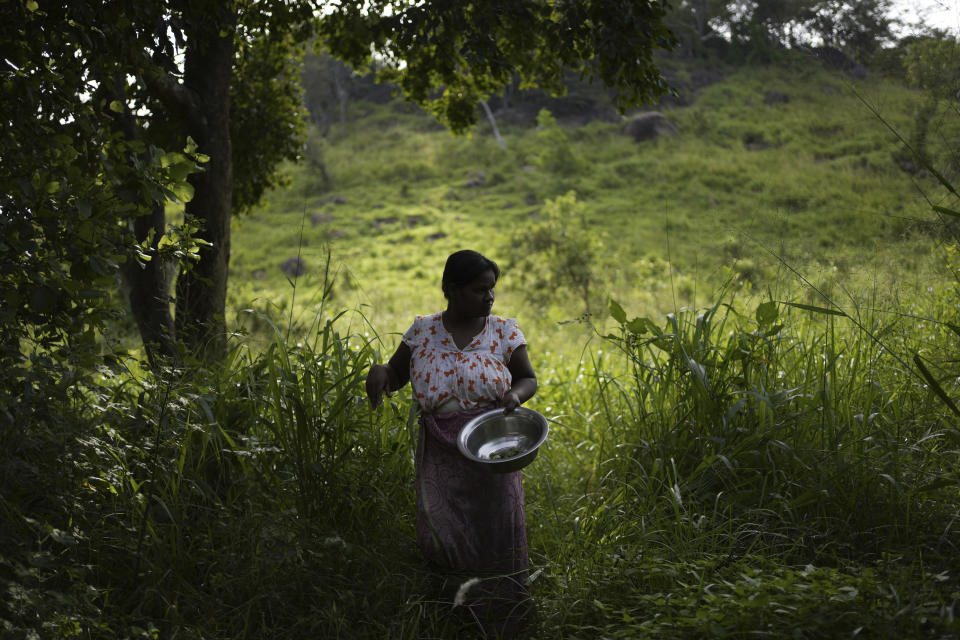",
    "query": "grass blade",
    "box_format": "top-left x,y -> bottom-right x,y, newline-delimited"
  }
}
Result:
933,205 -> 960,219
782,302 -> 847,317
913,354 -> 960,419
